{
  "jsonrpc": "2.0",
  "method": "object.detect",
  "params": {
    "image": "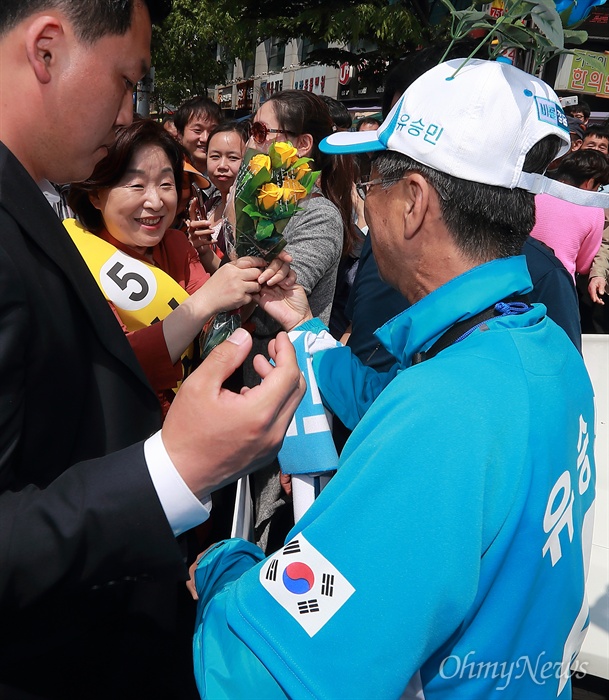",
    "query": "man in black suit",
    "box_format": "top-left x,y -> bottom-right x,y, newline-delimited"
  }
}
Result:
0,2 -> 304,698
